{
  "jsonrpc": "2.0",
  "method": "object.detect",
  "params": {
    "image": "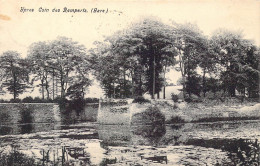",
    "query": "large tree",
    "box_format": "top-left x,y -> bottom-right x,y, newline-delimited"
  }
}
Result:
0,51 -> 31,99
211,29 -> 259,98
174,22 -> 208,98
27,41 -> 52,99
47,37 -> 91,99
91,17 -> 176,99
